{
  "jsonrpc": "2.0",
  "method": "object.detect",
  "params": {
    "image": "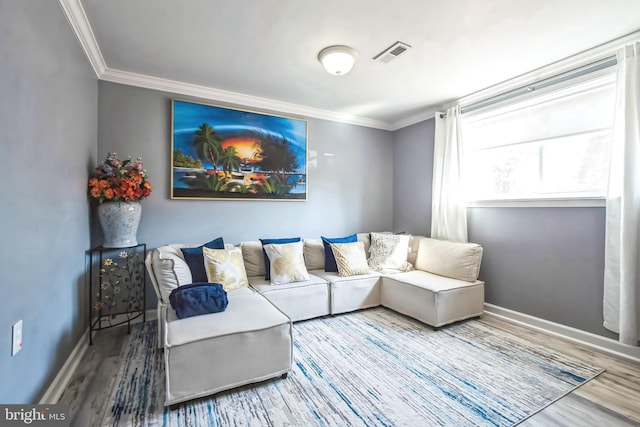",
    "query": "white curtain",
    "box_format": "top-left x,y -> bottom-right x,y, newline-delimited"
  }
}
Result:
431,105 -> 468,243
603,42 -> 640,346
